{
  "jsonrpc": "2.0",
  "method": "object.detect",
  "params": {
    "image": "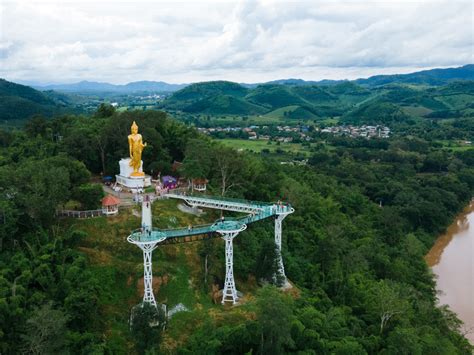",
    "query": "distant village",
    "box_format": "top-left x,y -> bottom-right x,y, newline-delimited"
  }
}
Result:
320,125 -> 391,139
198,124 -> 391,142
